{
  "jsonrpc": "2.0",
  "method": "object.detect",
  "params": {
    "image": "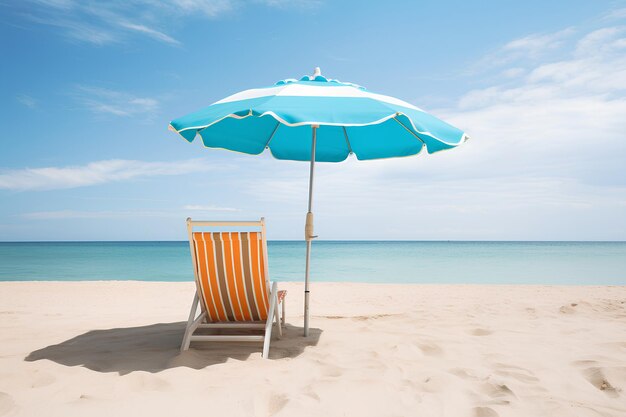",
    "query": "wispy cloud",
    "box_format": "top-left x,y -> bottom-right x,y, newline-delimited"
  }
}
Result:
25,13 -> 120,45
501,67 -> 525,78
458,26 -> 626,110
502,28 -> 575,58
256,0 -> 322,10
469,28 -> 576,75
16,94 -> 38,108
73,86 -> 159,118
18,205 -> 242,221
0,159 -> 216,191
603,7 -> 626,21
116,21 -> 180,45
19,0 -> 322,46
21,205 -> 243,220
575,26 -> 626,55
183,204 -> 240,212
168,0 -> 236,17
20,210 -> 177,220
23,0 -> 182,45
